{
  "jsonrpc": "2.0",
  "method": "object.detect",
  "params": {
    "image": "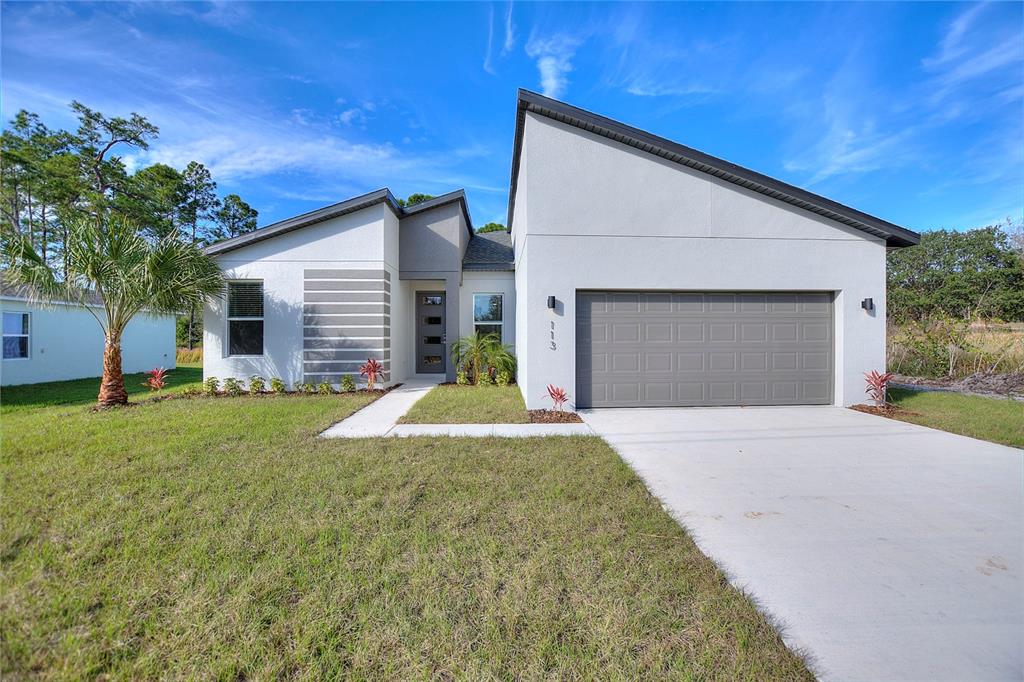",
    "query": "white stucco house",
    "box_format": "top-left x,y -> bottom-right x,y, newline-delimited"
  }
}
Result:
0,283 -> 177,386
203,89 -> 919,409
